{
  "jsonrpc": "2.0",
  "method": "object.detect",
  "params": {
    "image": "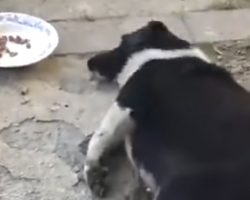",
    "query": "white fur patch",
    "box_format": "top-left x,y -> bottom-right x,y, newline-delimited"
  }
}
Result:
125,133 -> 136,169
117,48 -> 210,86
85,102 -> 135,167
139,167 -> 158,193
